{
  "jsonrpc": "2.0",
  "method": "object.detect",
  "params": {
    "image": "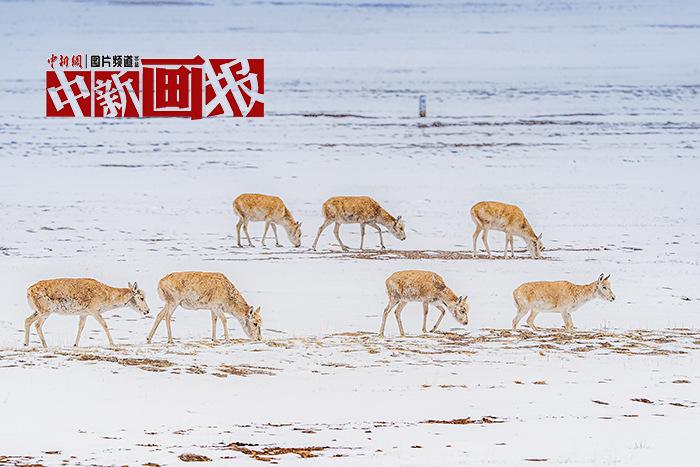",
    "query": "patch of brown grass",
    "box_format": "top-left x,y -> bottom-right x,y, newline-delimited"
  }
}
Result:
178,453 -> 212,462
225,443 -> 327,462
422,416 -> 504,425
347,249 -> 486,261
0,455 -> 43,466
186,365 -> 206,375
217,364 -> 277,377
72,354 -> 173,371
